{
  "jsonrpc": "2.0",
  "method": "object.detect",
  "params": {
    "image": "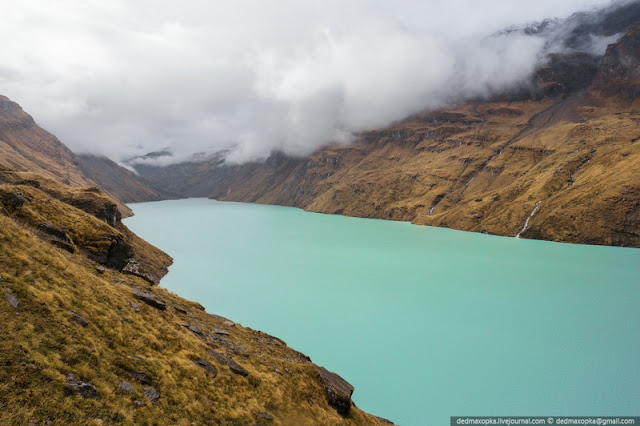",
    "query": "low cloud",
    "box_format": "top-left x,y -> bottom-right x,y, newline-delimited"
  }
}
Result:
0,0 -> 622,165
